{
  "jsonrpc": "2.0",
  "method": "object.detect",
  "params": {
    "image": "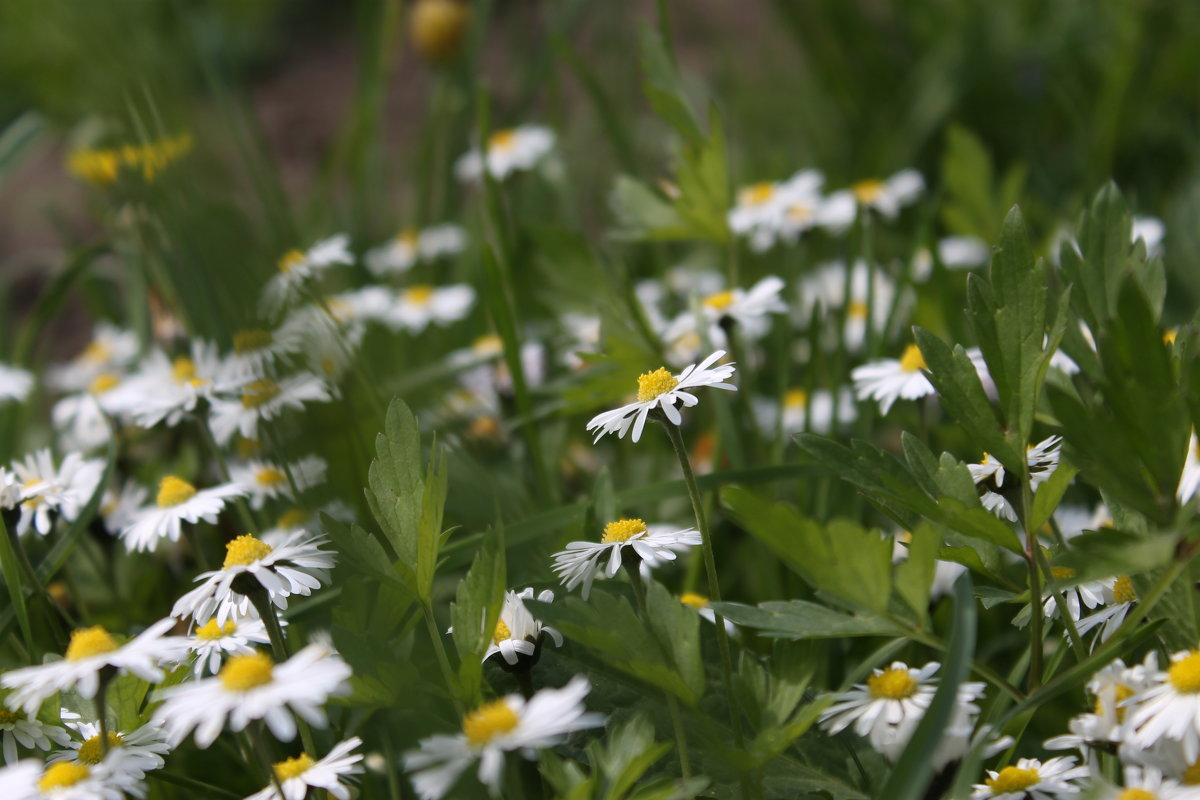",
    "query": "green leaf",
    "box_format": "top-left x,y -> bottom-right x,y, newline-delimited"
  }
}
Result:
1030,462 -> 1079,533
711,600 -> 898,639
322,515 -> 412,588
588,713 -> 673,800
0,112 -> 45,190
638,24 -> 703,145
449,528 -> 505,704
1056,529 -> 1177,581
894,524 -> 938,621
0,516 -> 33,654
645,579 -> 704,701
